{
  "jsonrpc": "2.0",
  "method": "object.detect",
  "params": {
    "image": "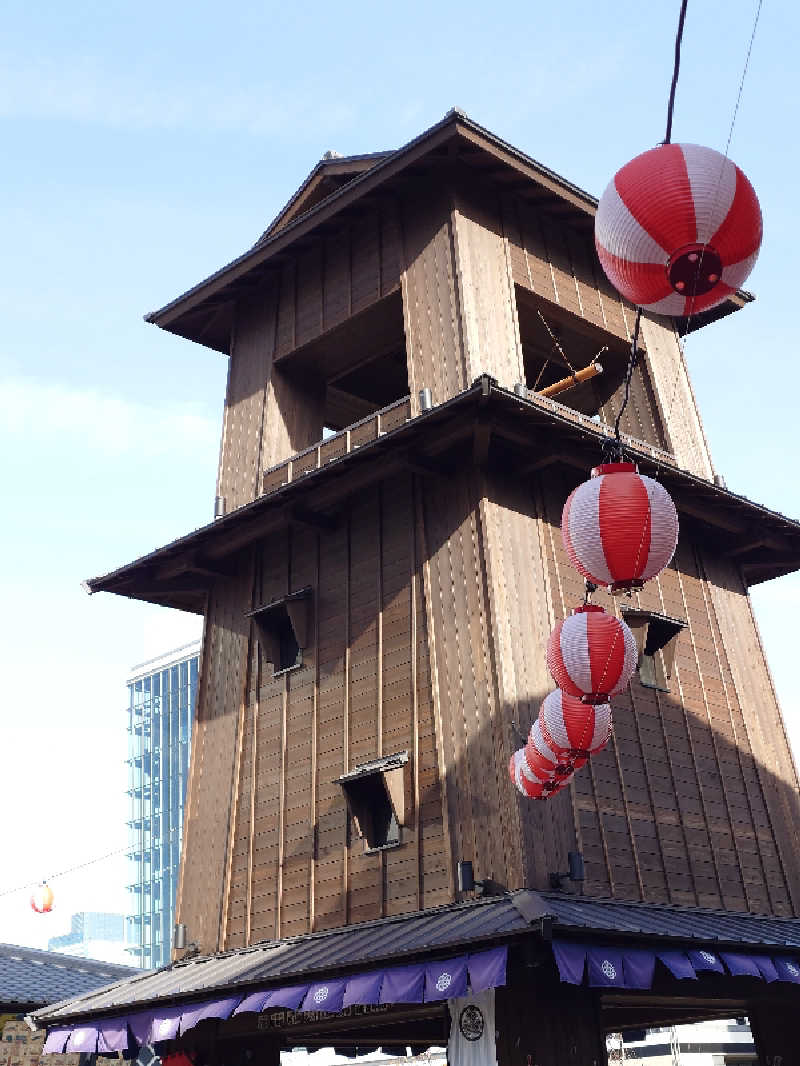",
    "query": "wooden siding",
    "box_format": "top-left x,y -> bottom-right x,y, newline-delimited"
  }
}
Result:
529,464 -> 797,913
175,565 -> 253,952
640,315 -> 715,479
211,473 -> 450,952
